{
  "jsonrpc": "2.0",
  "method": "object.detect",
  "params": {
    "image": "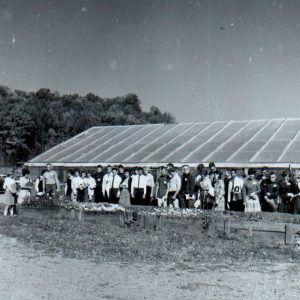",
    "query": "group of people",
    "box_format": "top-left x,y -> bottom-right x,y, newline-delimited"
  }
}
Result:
3,162 -> 300,215
2,163 -> 59,216
63,162 -> 300,214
